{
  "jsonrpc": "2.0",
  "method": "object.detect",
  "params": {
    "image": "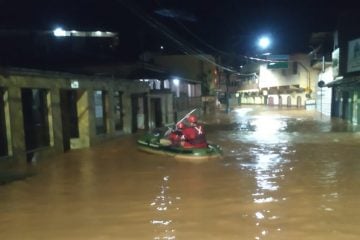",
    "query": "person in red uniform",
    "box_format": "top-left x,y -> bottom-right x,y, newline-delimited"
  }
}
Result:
168,122 -> 186,146
180,114 -> 208,148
